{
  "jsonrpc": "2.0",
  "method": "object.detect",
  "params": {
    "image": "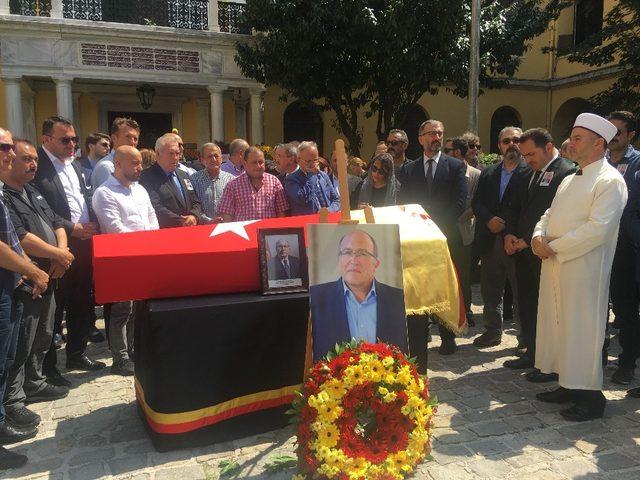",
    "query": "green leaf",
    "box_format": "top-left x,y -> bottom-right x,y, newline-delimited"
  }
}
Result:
218,459 -> 242,478
263,455 -> 298,473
